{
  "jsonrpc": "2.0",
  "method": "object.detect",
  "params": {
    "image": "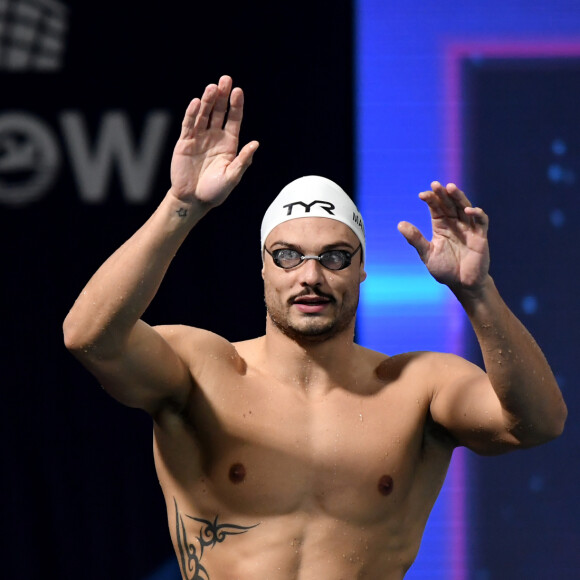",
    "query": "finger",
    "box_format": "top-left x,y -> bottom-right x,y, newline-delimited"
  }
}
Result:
194,83 -> 218,131
397,221 -> 430,262
430,181 -> 461,215
224,86 -> 245,138
429,182 -> 478,224
209,75 -> 233,129
225,140 -> 260,185
179,98 -> 201,139
446,184 -> 489,230
418,188 -> 448,221
446,182 -> 474,210
464,206 -> 489,234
